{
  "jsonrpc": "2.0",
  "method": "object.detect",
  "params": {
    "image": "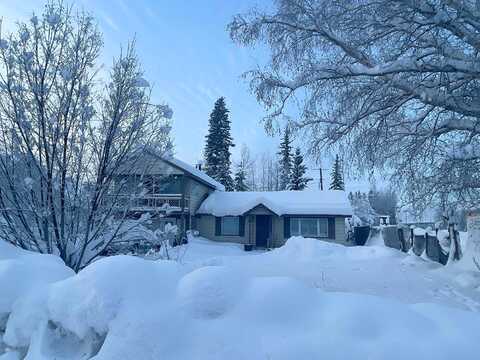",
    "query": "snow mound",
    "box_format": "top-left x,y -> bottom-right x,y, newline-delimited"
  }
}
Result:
177,266 -> 247,319
0,241 -> 31,261
0,251 -> 73,315
0,243 -> 74,357
2,238 -> 480,359
274,236 -> 397,262
47,255 -> 182,339
272,236 -> 346,260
